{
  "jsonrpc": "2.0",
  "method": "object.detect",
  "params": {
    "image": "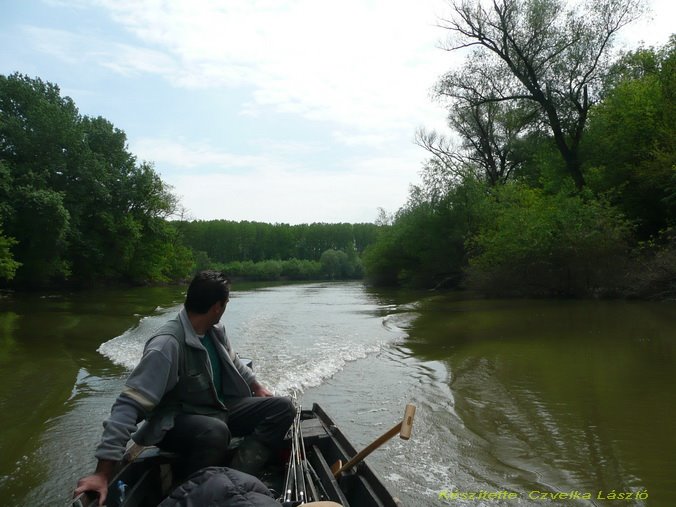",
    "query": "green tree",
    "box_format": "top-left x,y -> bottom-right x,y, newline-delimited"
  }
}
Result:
362,227 -> 406,286
10,187 -> 71,282
0,73 -> 191,286
437,0 -> 644,189
179,220 -> 378,266
0,162 -> 19,280
584,39 -> 676,238
320,249 -> 349,279
0,231 -> 20,280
